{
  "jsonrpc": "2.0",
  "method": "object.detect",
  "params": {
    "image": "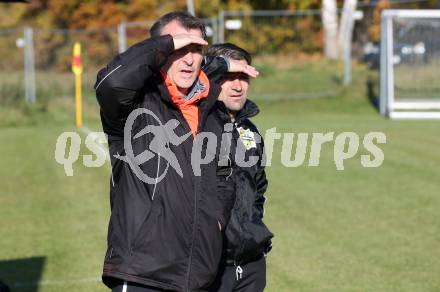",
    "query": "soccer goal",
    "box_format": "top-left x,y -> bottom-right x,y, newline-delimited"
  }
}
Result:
380,10 -> 440,119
